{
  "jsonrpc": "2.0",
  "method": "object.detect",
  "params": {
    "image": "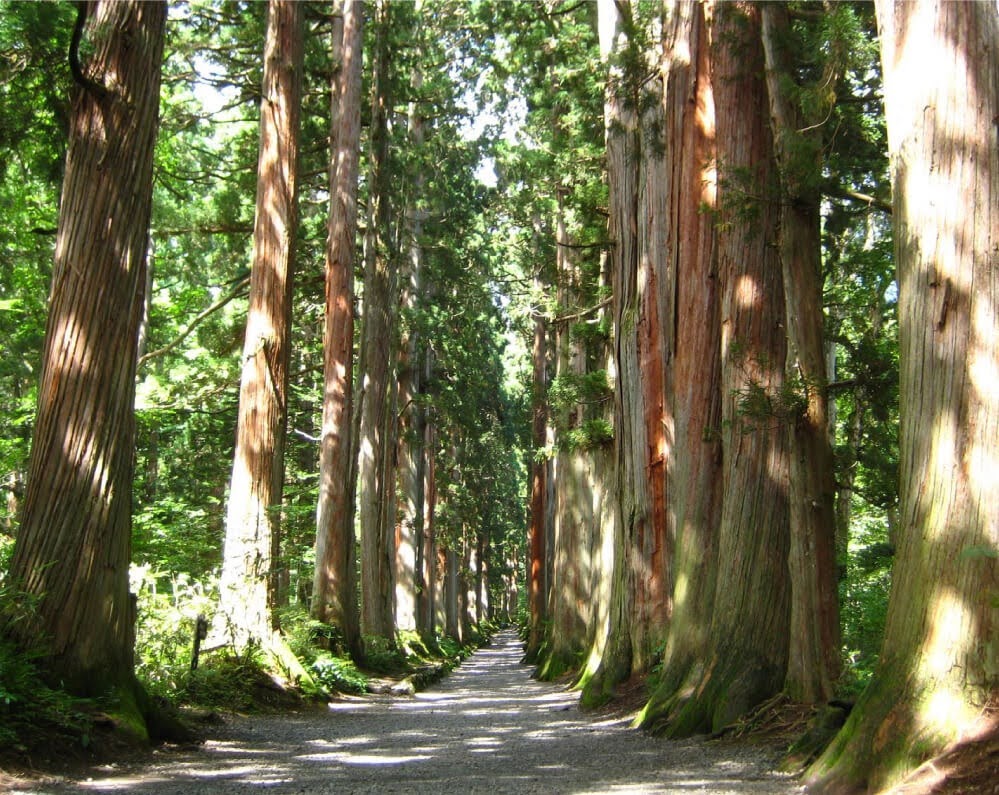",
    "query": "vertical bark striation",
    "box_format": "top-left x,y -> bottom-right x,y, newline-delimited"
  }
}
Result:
664,1 -> 791,736
10,0 -> 166,695
760,2 -> 841,704
640,0 -> 722,730
809,2 -> 999,790
216,0 -> 302,652
395,7 -> 428,633
542,189 -> 595,679
313,0 -> 364,658
358,0 -> 398,641
525,292 -> 548,662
